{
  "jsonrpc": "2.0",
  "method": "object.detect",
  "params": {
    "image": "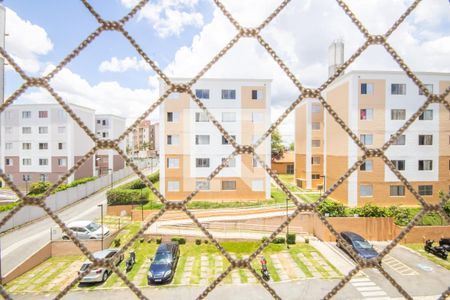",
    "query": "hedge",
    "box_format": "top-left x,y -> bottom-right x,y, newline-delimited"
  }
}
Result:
106,171 -> 159,205
28,176 -> 97,196
286,233 -> 296,245
272,237 -> 286,244
171,237 -> 186,245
